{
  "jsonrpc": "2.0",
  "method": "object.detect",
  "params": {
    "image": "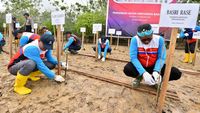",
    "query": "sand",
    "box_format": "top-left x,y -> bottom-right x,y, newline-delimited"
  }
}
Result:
0,43 -> 199,113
